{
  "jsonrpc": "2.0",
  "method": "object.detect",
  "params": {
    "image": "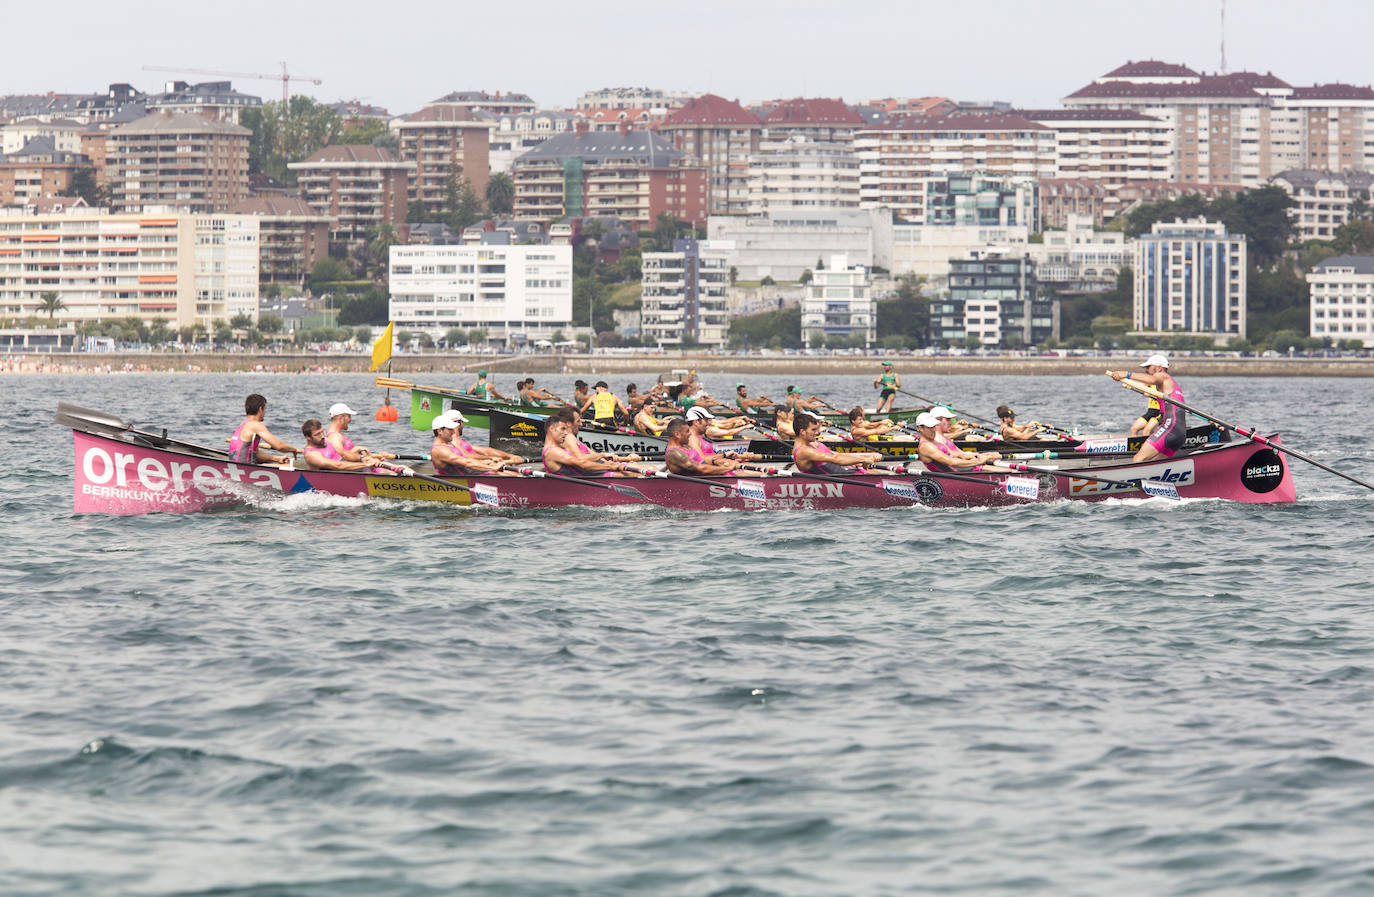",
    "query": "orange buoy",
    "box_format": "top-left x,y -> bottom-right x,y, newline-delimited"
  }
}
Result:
376,402 -> 398,422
